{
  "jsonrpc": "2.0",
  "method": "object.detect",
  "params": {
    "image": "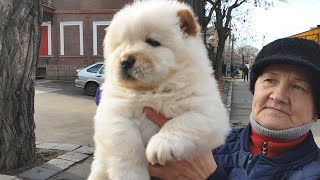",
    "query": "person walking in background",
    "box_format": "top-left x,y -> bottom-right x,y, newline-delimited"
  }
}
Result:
243,65 -> 249,81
